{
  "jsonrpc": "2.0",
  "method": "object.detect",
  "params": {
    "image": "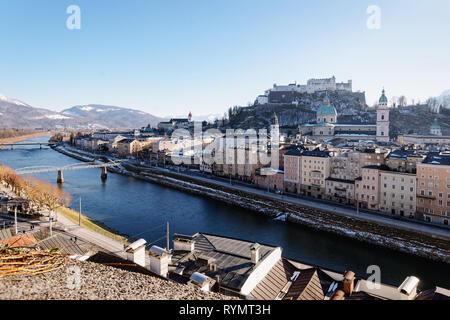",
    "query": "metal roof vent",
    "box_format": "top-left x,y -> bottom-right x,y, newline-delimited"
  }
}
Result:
189,272 -> 214,292
398,276 -> 420,297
